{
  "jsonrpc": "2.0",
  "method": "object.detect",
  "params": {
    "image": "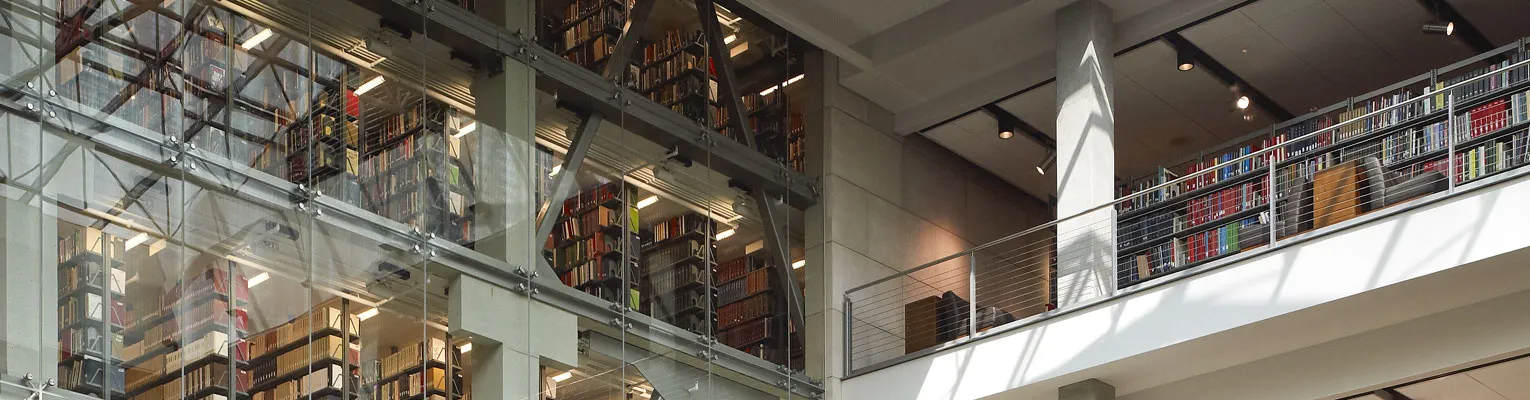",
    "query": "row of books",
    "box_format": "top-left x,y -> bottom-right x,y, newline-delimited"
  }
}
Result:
1457,128 -> 1530,182
369,103 -> 445,155
133,299 -> 247,349
59,292 -> 126,327
640,47 -> 707,90
377,338 -> 453,381
157,362 -> 246,400
642,239 -> 705,272
288,112 -> 360,150
287,145 -> 359,181
59,228 -> 125,264
718,315 -> 776,349
58,356 -> 126,395
1118,239 -> 1176,285
60,325 -> 124,359
553,232 -> 629,269
1185,177 -> 1268,228
554,205 -> 623,243
1117,211 -> 1173,251
561,0 -> 622,28
647,73 -> 717,106
254,365 -> 346,400
1117,167 -> 1178,212
558,254 -> 630,288
718,255 -> 768,284
647,262 -> 708,296
162,331 -> 238,375
59,261 -> 126,297
272,335 -> 359,378
642,30 -> 703,67
717,293 -> 773,331
1335,89 -> 1428,142
560,8 -> 622,68
1379,121 -> 1450,166
373,366 -> 459,400
159,266 -> 252,314
1438,51 -> 1530,106
561,182 -> 625,216
717,267 -> 772,306
650,213 -> 710,244
247,305 -> 357,362
1184,215 -> 1264,264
